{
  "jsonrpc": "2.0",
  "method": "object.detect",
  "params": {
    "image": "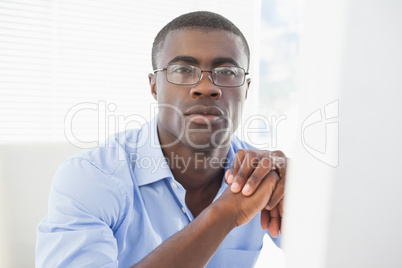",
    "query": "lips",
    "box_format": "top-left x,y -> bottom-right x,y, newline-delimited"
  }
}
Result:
184,105 -> 224,116
184,105 -> 225,125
